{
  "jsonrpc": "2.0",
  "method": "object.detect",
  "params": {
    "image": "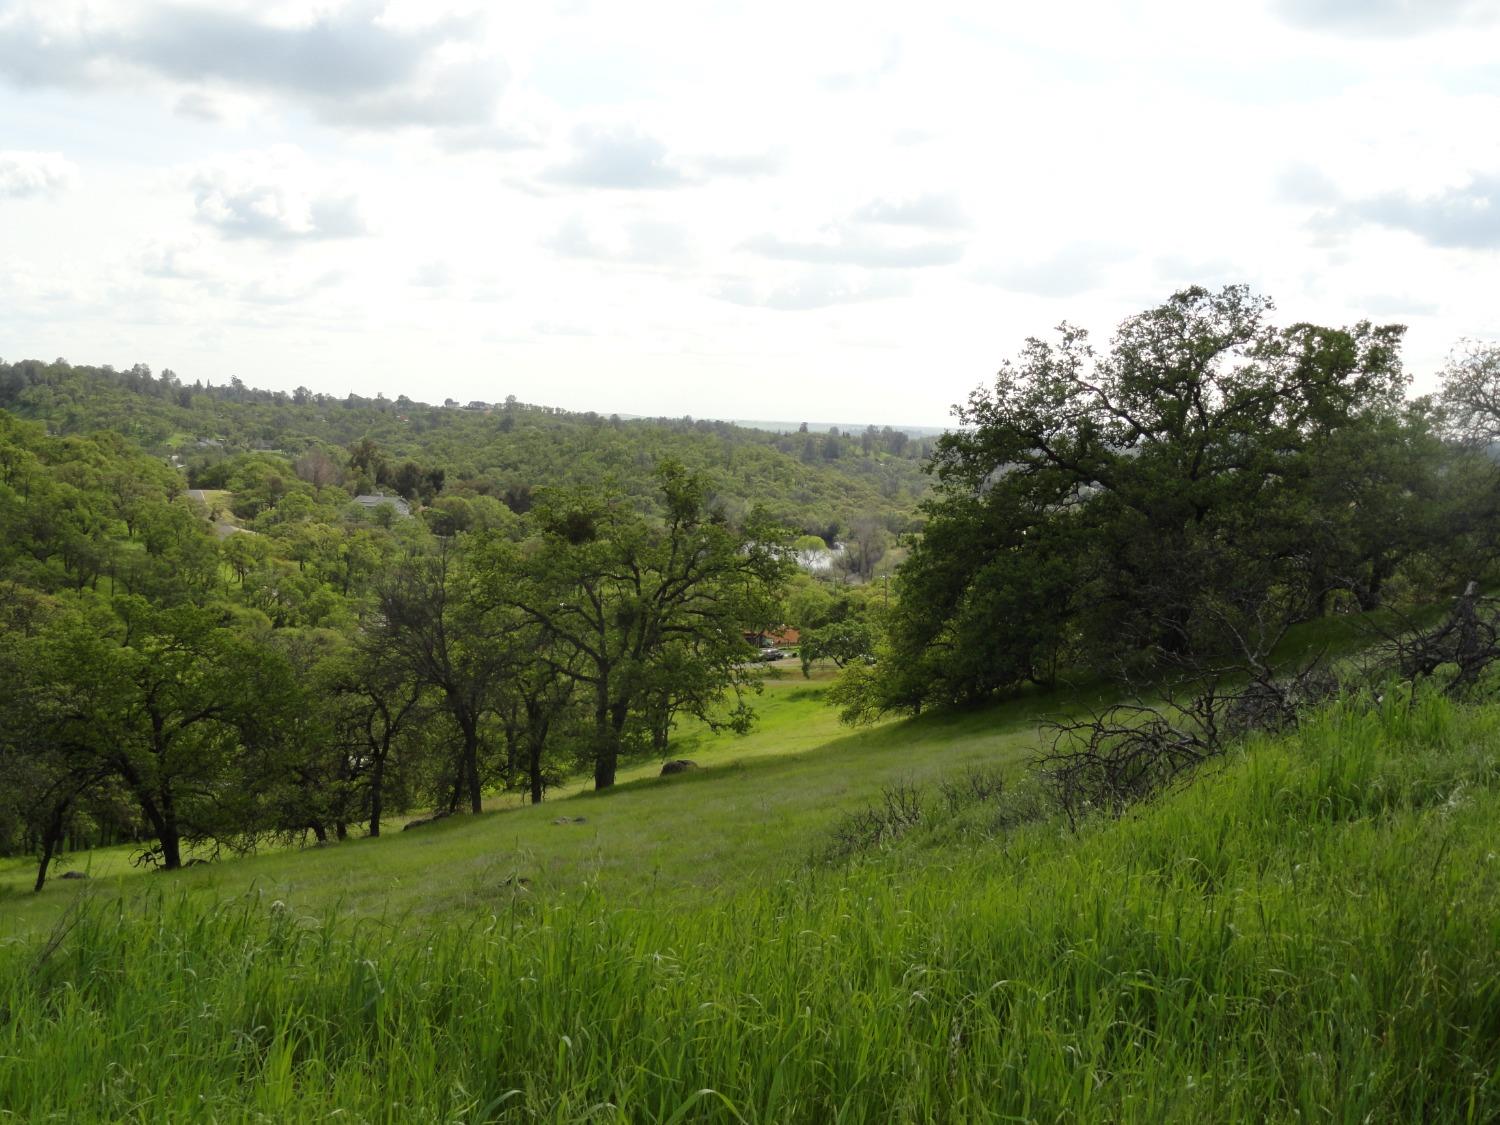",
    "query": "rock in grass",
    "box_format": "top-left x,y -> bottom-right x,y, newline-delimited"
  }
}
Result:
58,871 -> 89,880
551,816 -> 587,825
660,759 -> 699,776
